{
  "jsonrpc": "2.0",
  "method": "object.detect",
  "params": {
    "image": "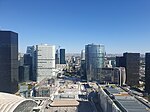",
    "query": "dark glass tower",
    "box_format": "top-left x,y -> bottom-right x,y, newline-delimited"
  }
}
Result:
116,53 -> 140,86
123,53 -> 140,86
60,49 -> 66,64
55,49 -> 59,64
116,56 -> 125,67
24,54 -> 32,80
145,53 -> 150,94
26,46 -> 36,81
0,31 -> 18,93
